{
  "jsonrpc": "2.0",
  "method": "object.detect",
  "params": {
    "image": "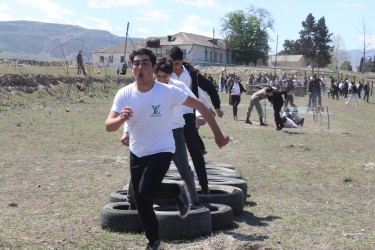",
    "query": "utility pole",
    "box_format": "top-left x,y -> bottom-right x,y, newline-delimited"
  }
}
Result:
124,22 -> 129,65
213,28 -> 215,64
274,35 -> 278,76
